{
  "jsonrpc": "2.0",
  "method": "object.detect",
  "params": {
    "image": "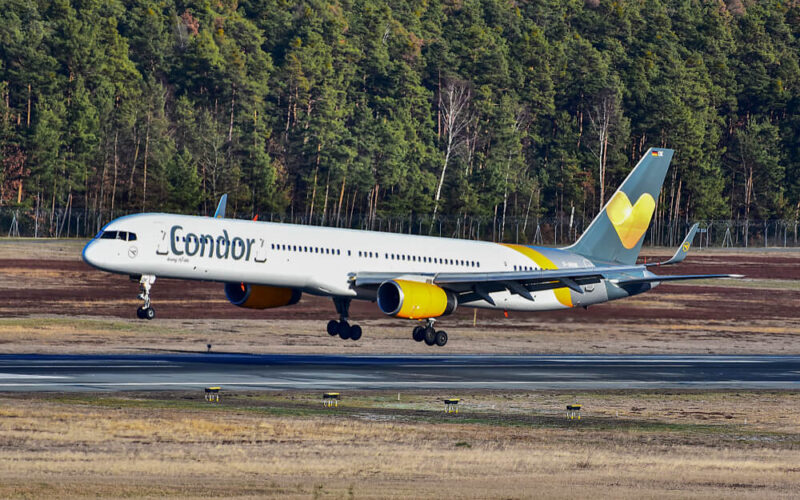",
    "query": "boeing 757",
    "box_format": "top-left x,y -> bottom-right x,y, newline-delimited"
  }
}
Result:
82,148 -> 739,347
